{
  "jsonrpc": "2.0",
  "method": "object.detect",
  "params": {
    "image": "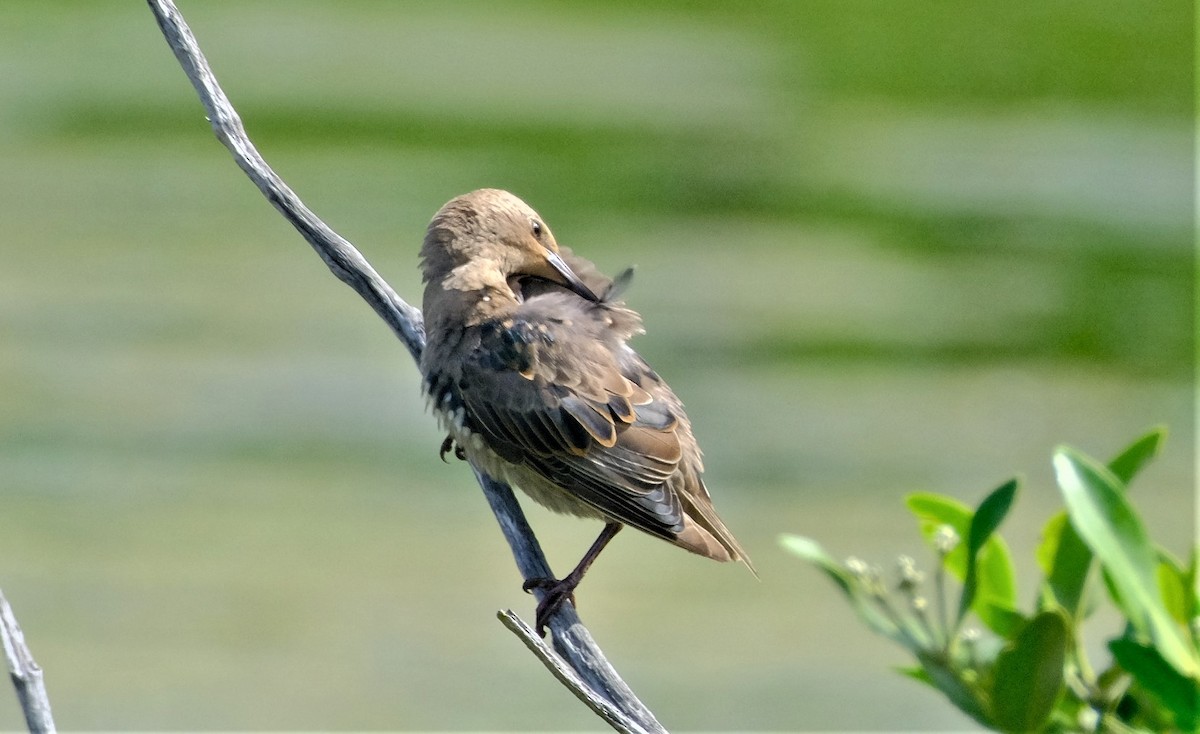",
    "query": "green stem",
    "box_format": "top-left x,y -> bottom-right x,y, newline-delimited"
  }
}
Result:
935,558 -> 951,644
